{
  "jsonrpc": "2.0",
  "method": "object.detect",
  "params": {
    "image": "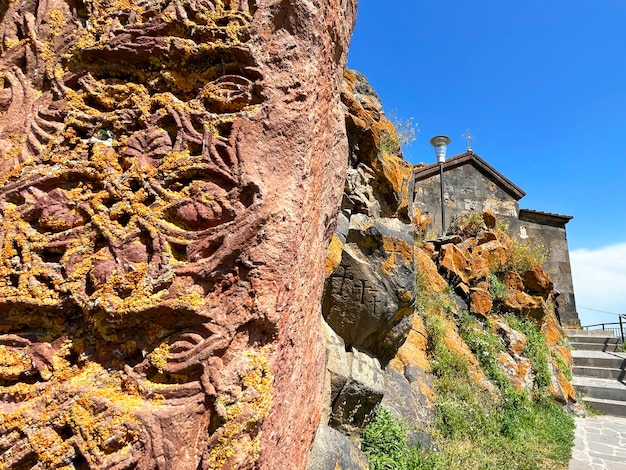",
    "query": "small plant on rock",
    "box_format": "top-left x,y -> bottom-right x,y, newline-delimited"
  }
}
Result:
505,239 -> 549,274
488,273 -> 509,303
362,408 -> 435,470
